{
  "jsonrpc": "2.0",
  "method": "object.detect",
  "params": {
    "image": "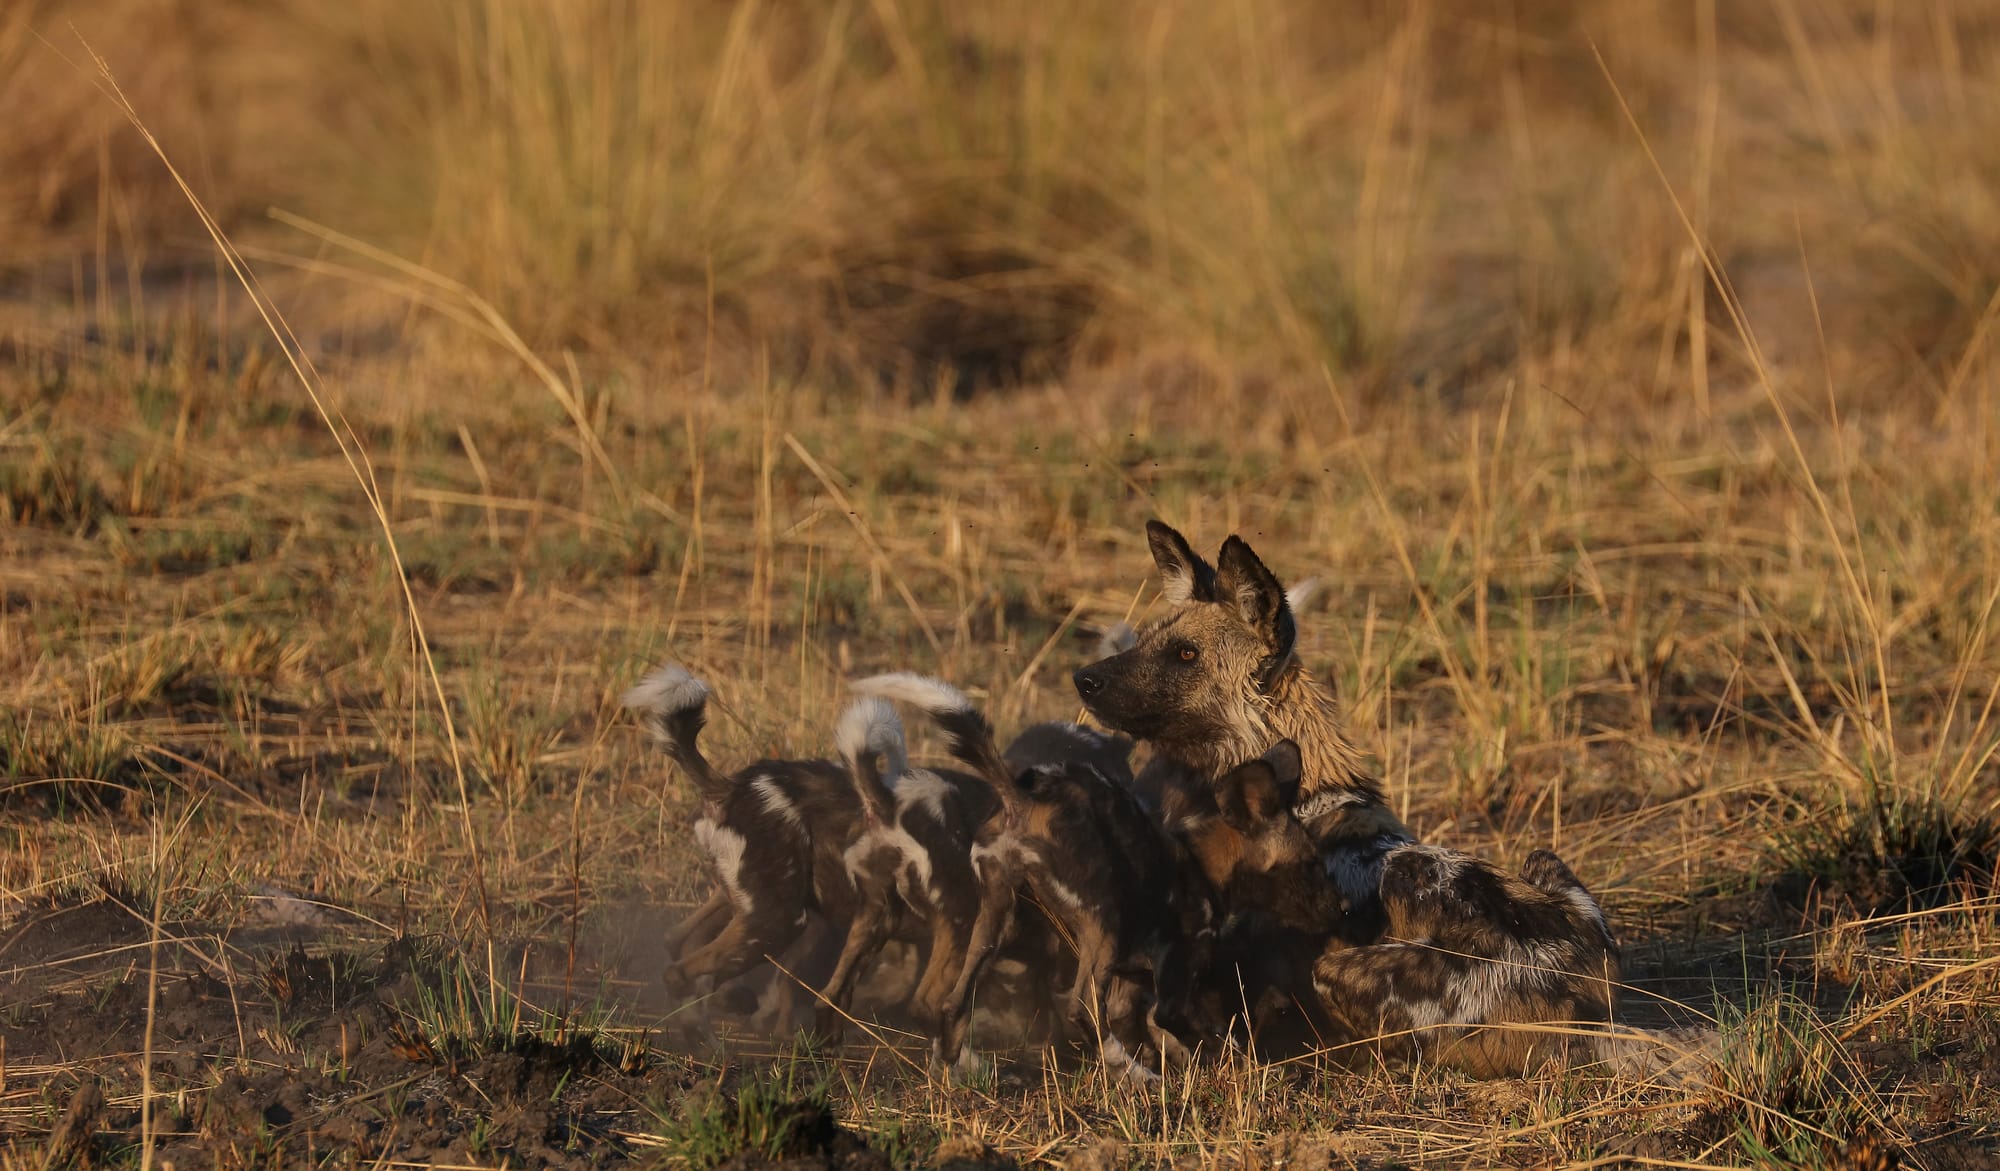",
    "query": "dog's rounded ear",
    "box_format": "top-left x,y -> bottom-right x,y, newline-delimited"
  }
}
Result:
1216,537 -> 1298,691
1520,848 -> 1587,895
1216,758 -> 1283,831
1259,739 -> 1304,806
1147,519 -> 1217,604
1216,536 -> 1291,644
